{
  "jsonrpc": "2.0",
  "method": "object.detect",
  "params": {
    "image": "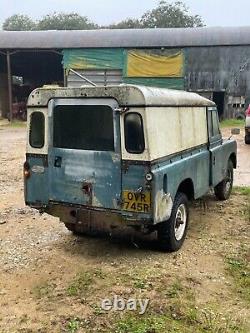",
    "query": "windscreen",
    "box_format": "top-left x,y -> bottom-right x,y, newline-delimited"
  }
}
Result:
53,105 -> 114,151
